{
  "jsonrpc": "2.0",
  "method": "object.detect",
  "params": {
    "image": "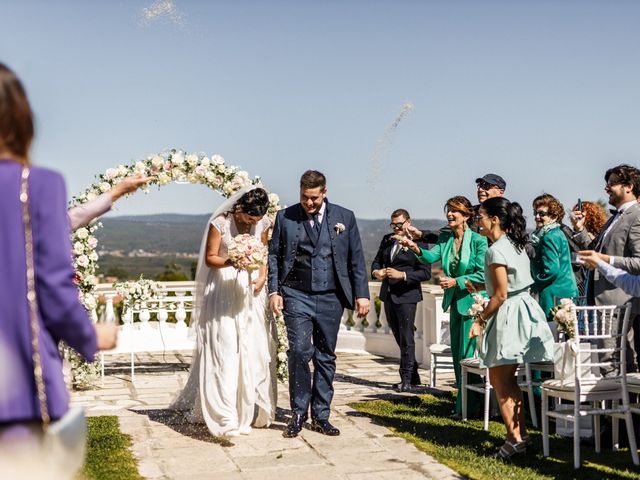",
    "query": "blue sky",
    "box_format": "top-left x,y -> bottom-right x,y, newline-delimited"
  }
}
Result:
2,0 -> 640,221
